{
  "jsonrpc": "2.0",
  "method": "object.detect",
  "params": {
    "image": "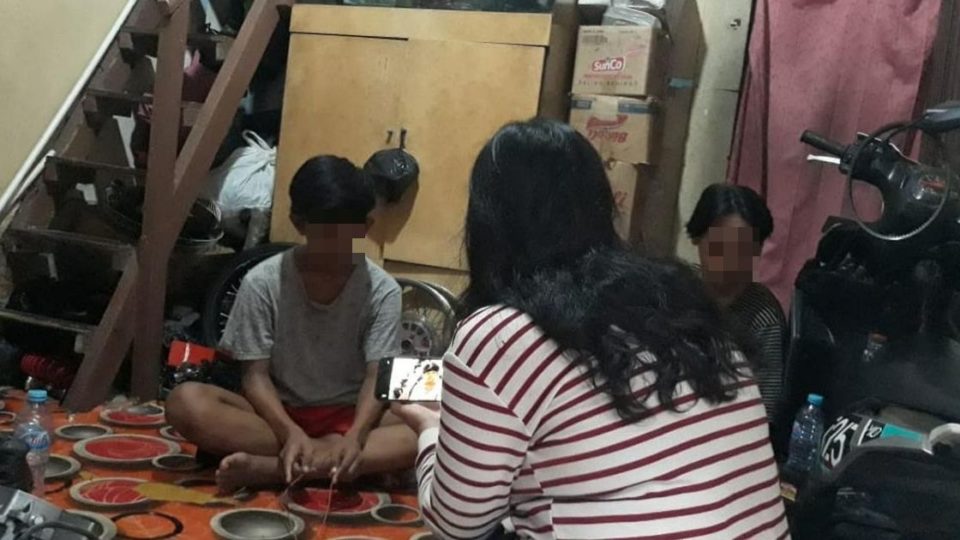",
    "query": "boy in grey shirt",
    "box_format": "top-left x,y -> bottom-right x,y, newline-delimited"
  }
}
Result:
166,156 -> 414,491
